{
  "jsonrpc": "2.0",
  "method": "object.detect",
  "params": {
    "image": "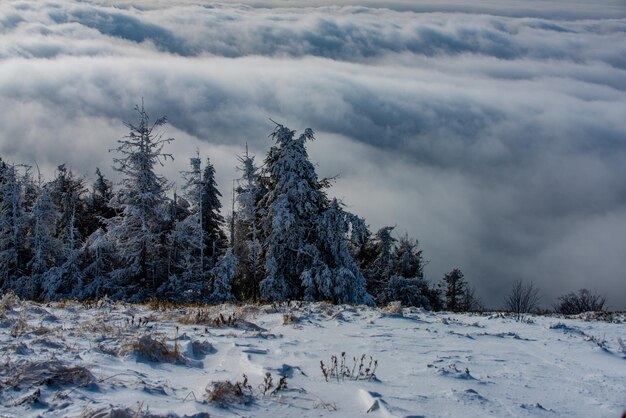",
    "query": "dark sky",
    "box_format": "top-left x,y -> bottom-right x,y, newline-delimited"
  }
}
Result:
1,0 -> 625,308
